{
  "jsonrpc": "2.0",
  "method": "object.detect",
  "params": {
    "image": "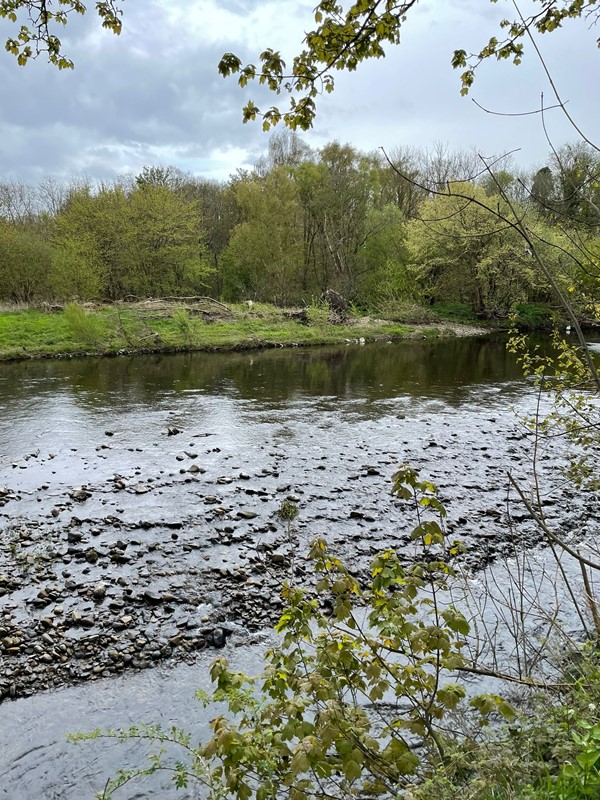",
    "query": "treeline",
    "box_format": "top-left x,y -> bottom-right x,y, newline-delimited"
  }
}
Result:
1,132 -> 599,317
